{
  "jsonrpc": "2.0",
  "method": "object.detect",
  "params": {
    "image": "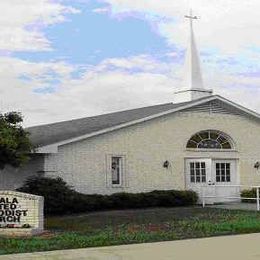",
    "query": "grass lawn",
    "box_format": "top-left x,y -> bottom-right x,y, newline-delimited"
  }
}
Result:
1,207 -> 260,255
